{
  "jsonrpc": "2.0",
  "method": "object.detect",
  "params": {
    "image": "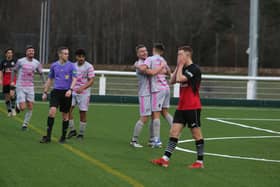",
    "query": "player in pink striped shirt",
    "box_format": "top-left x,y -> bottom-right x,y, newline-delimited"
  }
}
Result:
11,45 -> 45,130
140,43 -> 173,147
67,49 -> 95,140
